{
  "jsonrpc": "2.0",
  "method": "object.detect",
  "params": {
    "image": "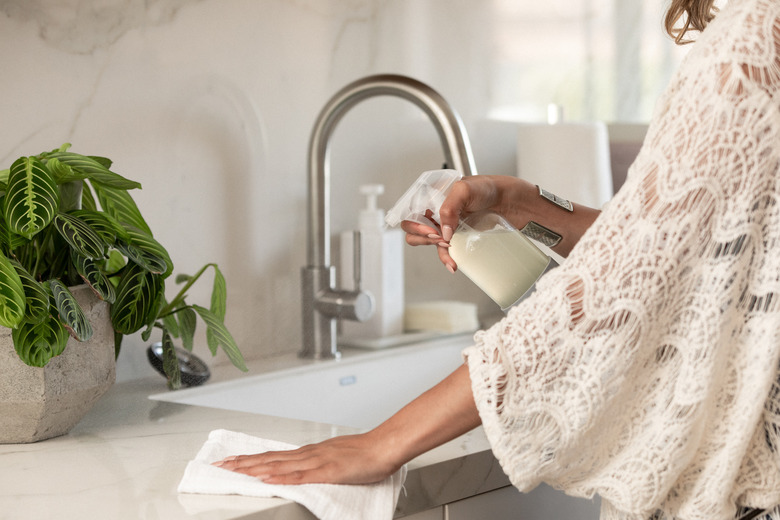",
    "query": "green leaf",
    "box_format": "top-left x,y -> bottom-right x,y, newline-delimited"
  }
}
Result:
192,304 -> 247,372
80,181 -> 98,212
161,307 -> 180,338
161,330 -> 181,390
111,264 -> 163,335
175,273 -> 192,284
49,279 -> 93,341
10,259 -> 49,324
90,182 -> 152,235
46,158 -> 85,184
88,156 -> 113,169
140,287 -> 165,342
3,156 -> 59,239
12,315 -> 69,367
71,252 -> 116,303
177,306 -> 197,352
45,152 -> 142,190
105,250 -> 126,275
210,265 -> 227,320
0,209 -> 30,251
0,253 -> 26,328
70,209 -> 128,245
53,213 -> 108,259
58,180 -> 83,213
0,168 -> 9,189
115,224 -> 172,276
